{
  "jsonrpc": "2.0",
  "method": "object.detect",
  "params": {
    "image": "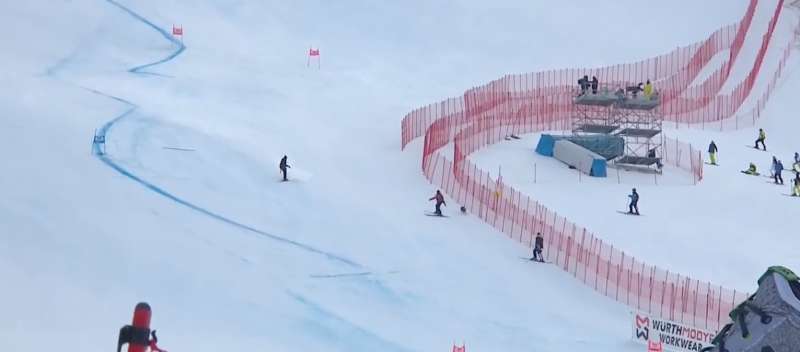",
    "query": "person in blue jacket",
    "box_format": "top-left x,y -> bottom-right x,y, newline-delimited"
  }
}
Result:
628,188 -> 640,215
774,158 -> 784,185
